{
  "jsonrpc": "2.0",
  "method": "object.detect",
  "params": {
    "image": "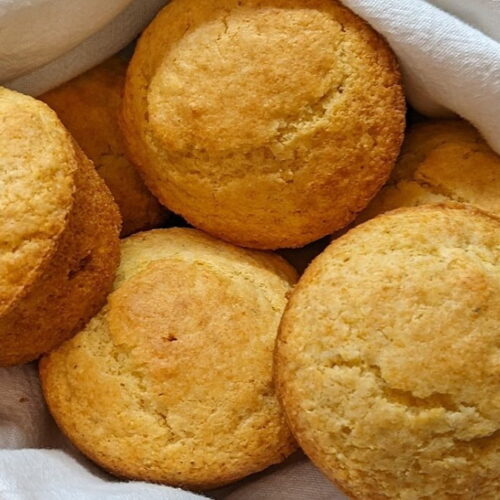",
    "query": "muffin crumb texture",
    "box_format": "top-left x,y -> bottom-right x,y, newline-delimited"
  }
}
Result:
0,87 -> 121,366
359,120 -> 500,222
277,204 -> 500,499
122,0 -> 405,249
0,87 -> 76,315
41,228 -> 297,489
41,56 -> 168,236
